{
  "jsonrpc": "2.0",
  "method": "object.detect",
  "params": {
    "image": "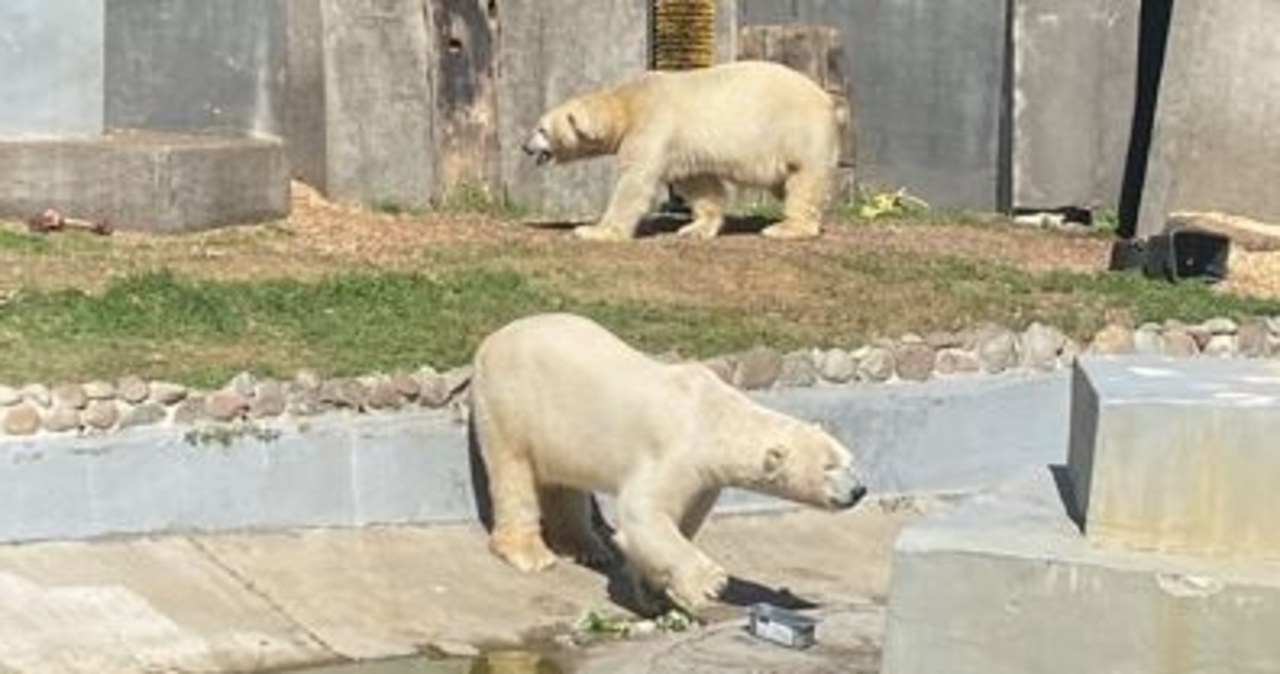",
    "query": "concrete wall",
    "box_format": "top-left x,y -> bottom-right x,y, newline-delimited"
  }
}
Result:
1136,1 -> 1280,237
495,0 -> 650,221
104,0 -> 286,138
739,0 -> 1010,211
0,0 -> 104,138
1012,0 -> 1138,212
0,373 -> 1069,543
